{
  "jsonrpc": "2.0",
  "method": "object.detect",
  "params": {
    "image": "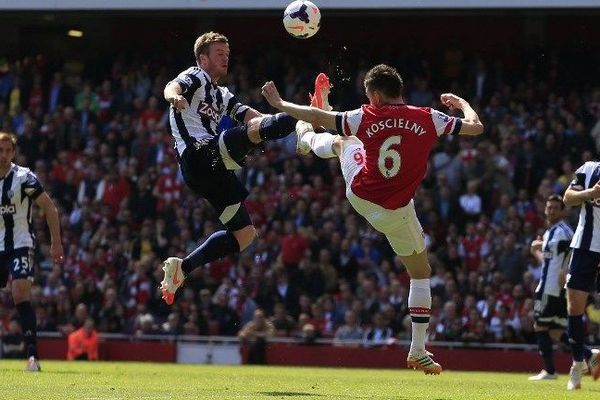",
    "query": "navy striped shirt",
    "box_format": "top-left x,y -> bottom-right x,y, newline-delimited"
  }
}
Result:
569,161 -> 600,252
536,221 -> 573,296
168,67 -> 249,156
0,164 -> 43,252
